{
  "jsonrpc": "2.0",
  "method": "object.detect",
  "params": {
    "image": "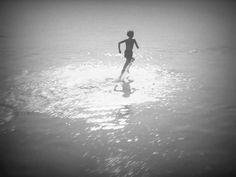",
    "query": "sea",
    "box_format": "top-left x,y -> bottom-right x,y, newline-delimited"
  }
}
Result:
0,0 -> 236,177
